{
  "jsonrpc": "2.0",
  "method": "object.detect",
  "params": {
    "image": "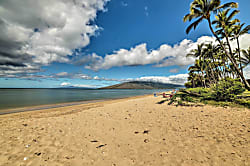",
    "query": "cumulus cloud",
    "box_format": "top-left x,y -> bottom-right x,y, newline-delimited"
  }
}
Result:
80,36 -> 218,71
231,34 -> 250,51
60,82 -> 97,88
0,0 -> 109,77
56,73 -> 189,85
133,74 -> 189,85
61,82 -> 71,86
72,84 -> 97,88
54,72 -> 91,79
7,71 -> 119,82
244,65 -> 250,79
79,34 -> 250,71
